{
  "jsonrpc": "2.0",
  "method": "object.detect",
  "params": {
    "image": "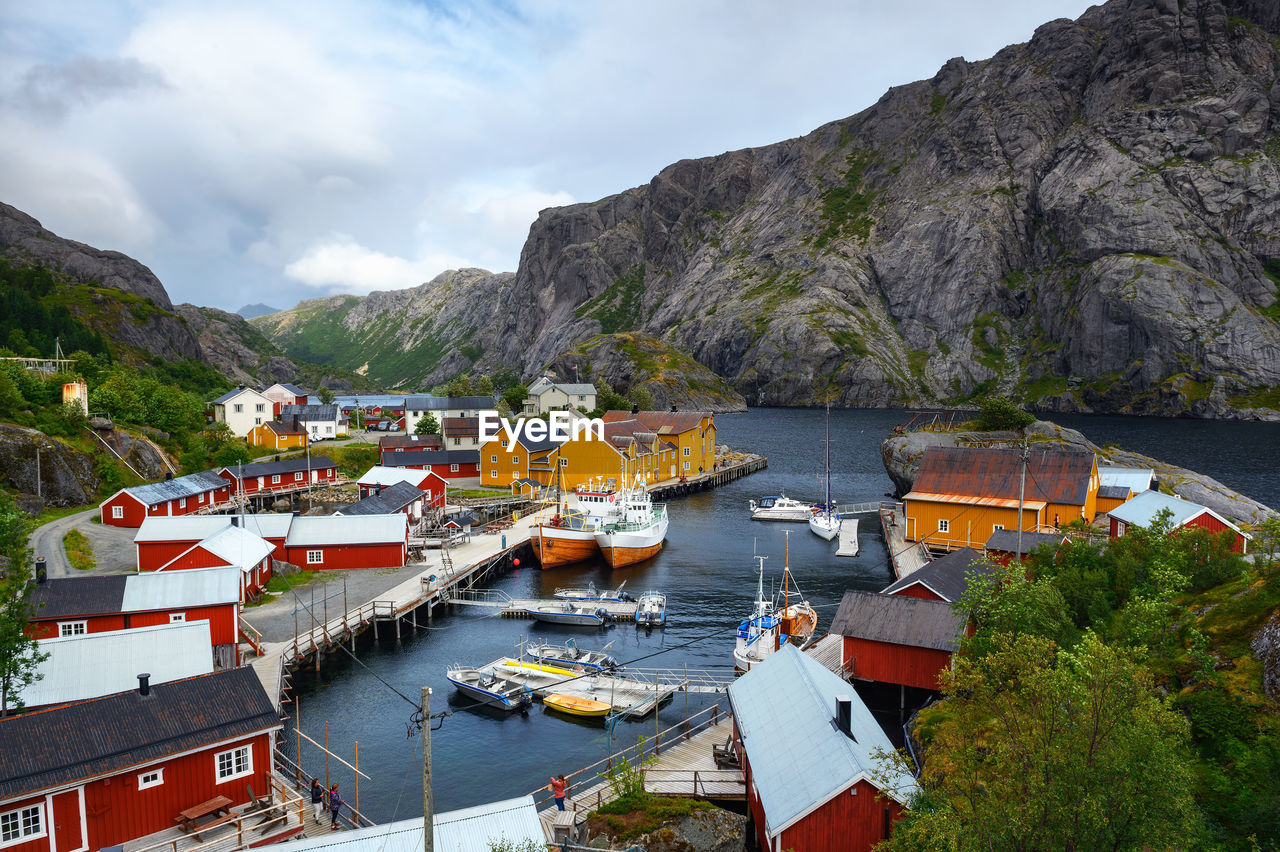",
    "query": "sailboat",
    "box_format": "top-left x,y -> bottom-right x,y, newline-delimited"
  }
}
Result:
809,405 -> 841,541
733,534 -> 818,672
